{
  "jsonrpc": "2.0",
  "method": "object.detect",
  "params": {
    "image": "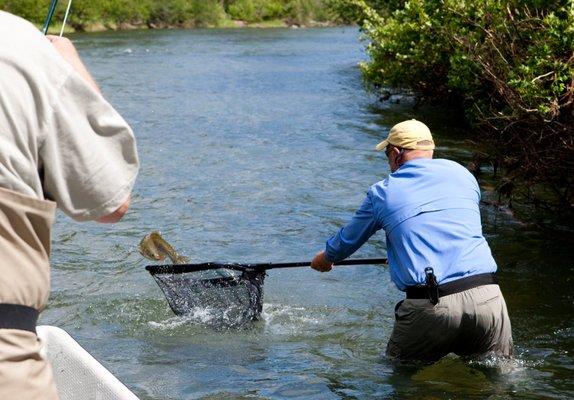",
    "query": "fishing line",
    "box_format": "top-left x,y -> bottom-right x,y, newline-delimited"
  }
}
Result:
59,0 -> 73,37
